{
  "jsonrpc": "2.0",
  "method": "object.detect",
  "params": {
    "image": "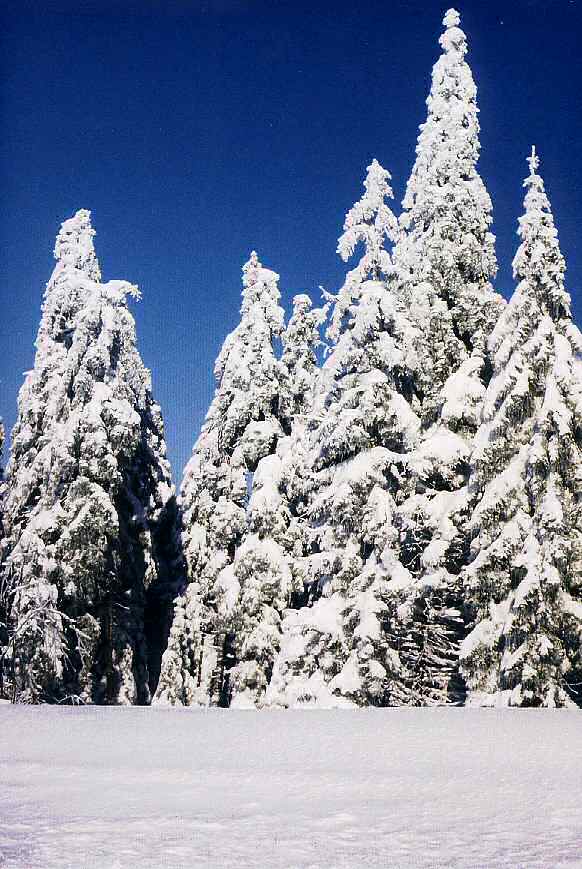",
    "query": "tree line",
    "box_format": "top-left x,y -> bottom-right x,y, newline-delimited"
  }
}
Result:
1,8 -> 581,708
